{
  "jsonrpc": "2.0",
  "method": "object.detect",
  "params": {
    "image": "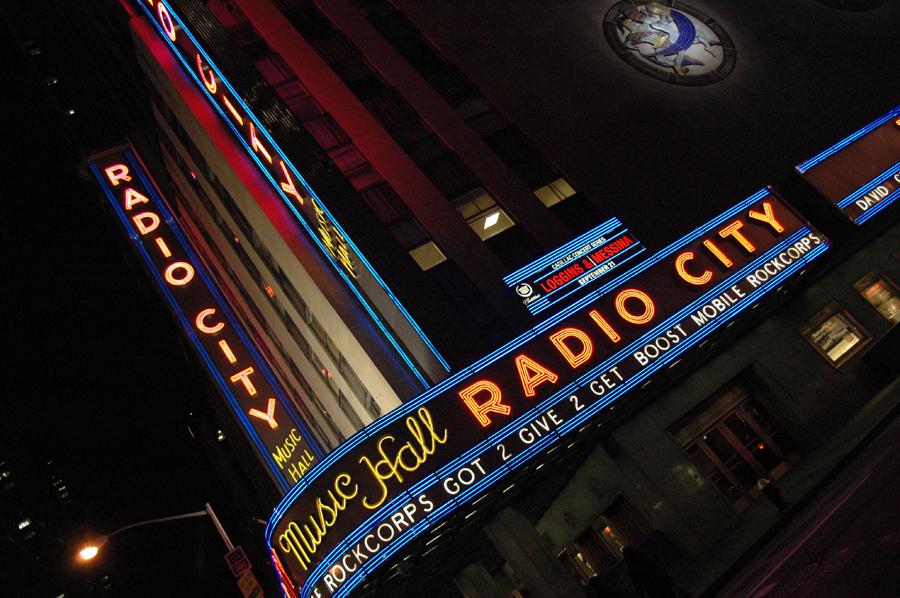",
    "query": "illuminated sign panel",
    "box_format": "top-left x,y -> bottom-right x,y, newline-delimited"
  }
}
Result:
265,190 -> 829,597
504,218 -> 644,316
134,0 -> 450,385
796,105 -> 900,225
88,146 -> 321,493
